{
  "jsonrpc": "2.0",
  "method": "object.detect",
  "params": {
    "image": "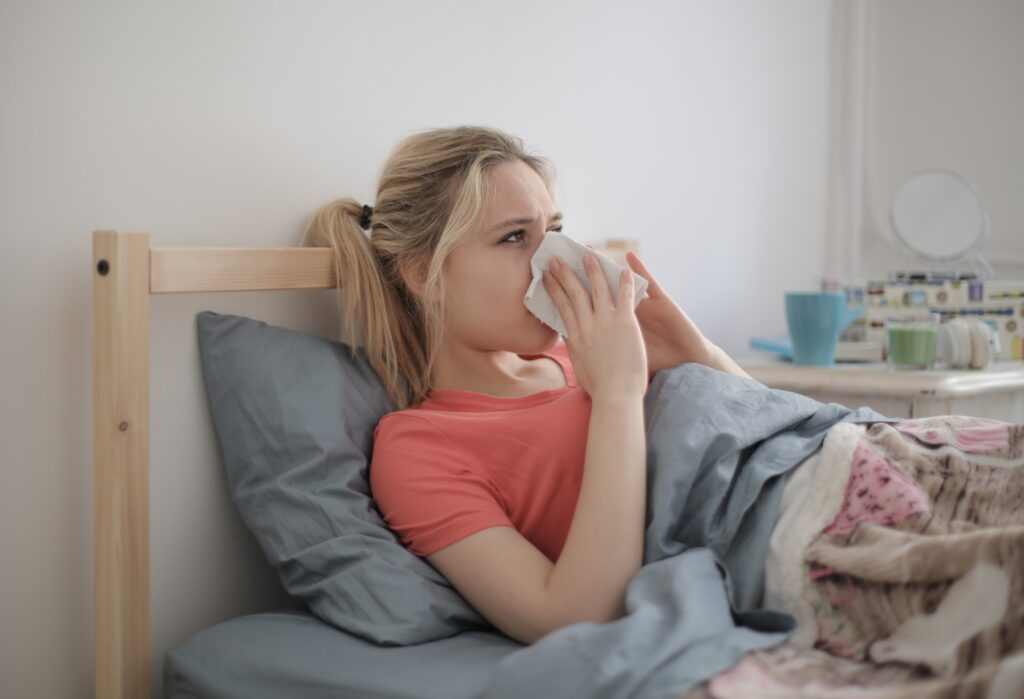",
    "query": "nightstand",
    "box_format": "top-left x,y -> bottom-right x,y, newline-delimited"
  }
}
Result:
738,358 -> 1024,422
